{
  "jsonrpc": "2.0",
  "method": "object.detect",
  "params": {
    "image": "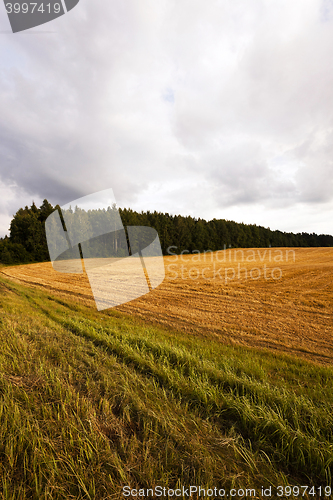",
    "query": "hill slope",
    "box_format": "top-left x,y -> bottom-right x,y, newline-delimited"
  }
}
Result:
0,273 -> 332,498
